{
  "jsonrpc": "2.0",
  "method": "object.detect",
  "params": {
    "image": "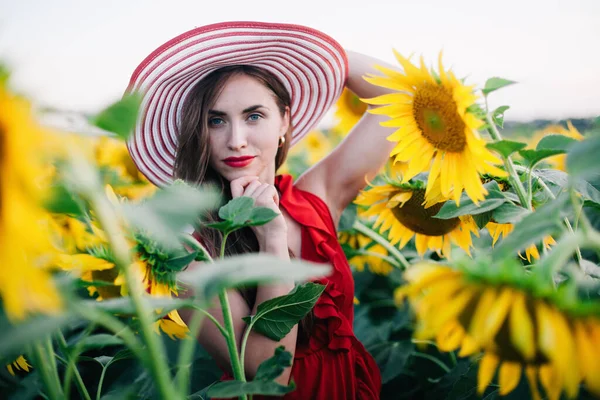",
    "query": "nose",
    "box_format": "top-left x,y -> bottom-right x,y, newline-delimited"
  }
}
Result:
227,121 -> 248,150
